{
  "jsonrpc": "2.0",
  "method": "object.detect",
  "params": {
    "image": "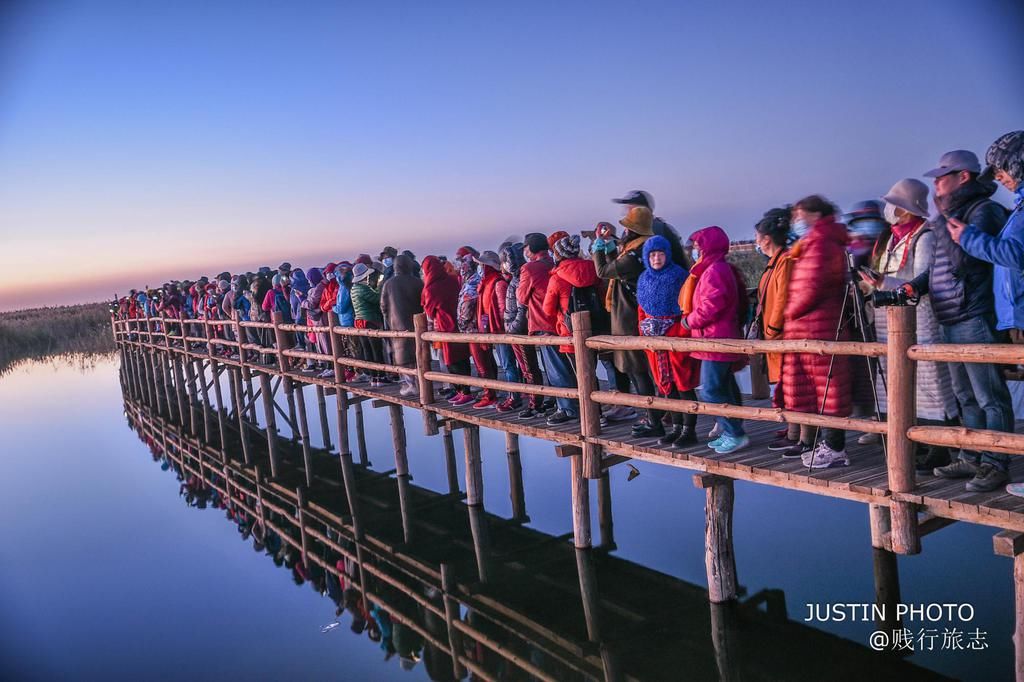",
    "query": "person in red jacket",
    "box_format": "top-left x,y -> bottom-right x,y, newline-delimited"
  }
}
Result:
421,255 -> 473,403
471,251 -> 503,409
682,226 -> 748,454
541,235 -> 598,424
783,195 -> 852,469
516,232 -> 559,419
